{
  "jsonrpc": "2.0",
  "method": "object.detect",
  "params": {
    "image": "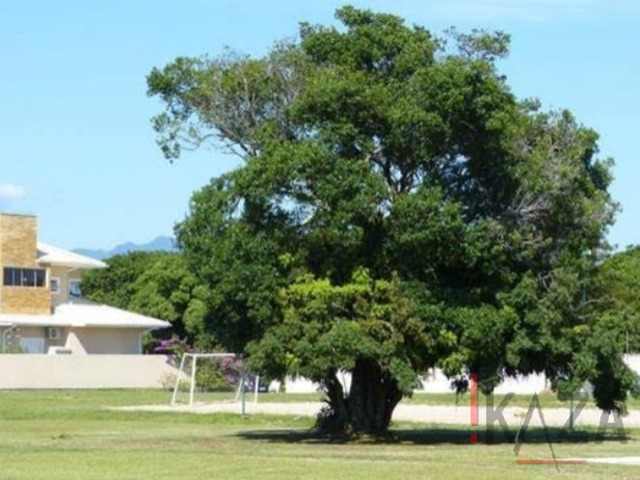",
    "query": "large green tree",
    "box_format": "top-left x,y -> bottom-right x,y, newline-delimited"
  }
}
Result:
148,6 -> 637,433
